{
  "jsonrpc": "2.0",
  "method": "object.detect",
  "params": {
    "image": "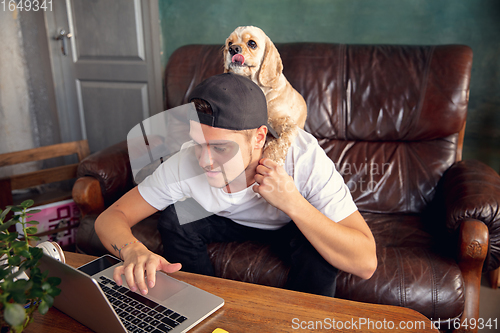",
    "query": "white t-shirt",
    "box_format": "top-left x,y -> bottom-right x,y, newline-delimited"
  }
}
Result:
138,129 -> 357,230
